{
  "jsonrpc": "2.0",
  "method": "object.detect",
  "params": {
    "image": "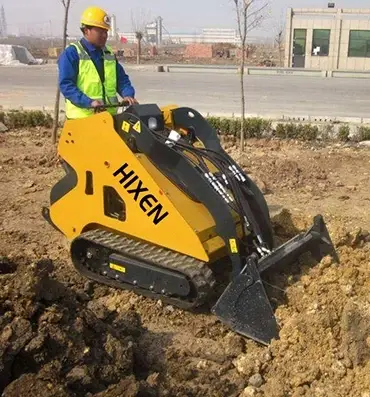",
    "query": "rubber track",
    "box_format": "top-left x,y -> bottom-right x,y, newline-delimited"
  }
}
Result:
72,229 -> 216,309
